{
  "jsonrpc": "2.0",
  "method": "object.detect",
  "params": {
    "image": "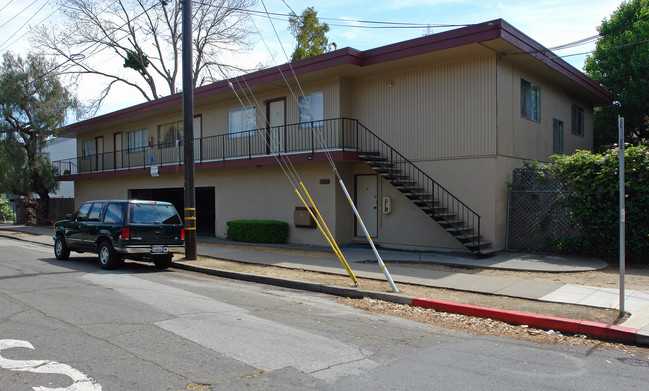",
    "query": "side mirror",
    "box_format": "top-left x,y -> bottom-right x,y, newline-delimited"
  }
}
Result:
65,214 -> 73,219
